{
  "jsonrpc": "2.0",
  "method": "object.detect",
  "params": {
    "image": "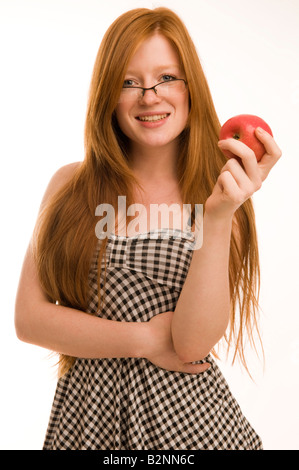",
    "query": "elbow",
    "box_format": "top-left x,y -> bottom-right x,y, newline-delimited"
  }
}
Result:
14,300 -> 34,344
172,328 -> 215,364
172,319 -> 229,364
173,330 -> 213,363
15,321 -> 26,344
14,307 -> 28,343
173,330 -> 227,364
175,345 -> 212,364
